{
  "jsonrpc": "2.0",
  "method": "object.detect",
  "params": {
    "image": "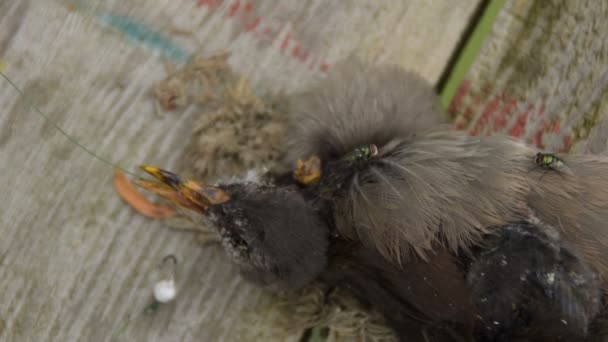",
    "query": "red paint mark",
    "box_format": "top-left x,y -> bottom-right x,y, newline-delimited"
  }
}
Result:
197,0 -> 222,7
228,1 -> 241,17
448,80 -> 472,116
448,81 -> 572,145
492,99 -> 516,132
501,99 -> 518,120
190,1 -> 332,73
245,17 -> 261,32
533,124 -> 546,147
509,123 -> 523,138
494,99 -> 519,132
244,1 -> 253,12
280,34 -> 292,50
537,103 -> 545,117
292,44 -> 302,58
533,129 -> 544,149
492,115 -> 507,130
471,94 -> 502,136
552,120 -> 560,133
464,106 -> 475,119
509,112 -> 529,138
